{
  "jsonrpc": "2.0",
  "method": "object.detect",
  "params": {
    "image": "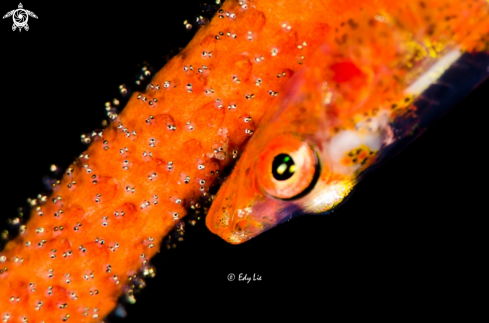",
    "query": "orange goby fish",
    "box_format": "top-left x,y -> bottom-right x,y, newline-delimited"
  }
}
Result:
206,0 -> 489,244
